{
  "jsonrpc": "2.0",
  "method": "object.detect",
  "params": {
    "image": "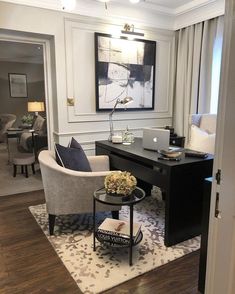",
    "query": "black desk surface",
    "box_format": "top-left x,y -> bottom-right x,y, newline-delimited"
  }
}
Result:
96,137 -> 213,167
